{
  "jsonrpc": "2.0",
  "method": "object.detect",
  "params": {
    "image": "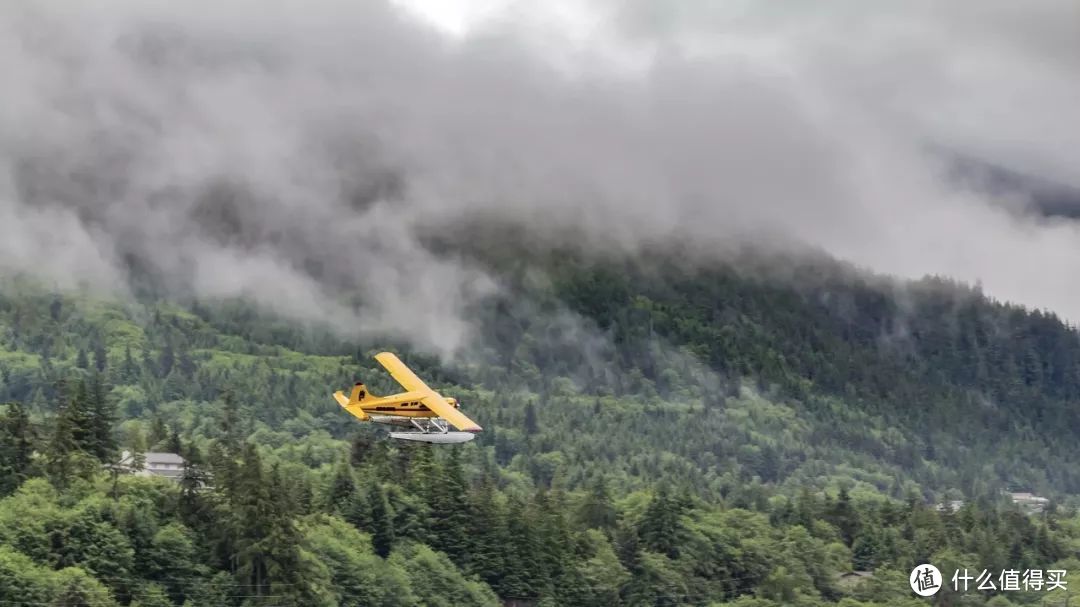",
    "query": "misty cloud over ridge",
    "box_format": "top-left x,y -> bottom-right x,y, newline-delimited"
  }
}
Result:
2,0 -> 1079,357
